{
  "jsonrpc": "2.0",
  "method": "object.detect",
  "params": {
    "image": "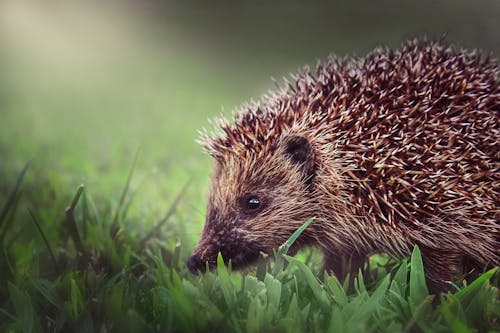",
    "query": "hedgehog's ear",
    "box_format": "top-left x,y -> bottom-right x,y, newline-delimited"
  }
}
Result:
284,135 -> 311,165
283,135 -> 315,180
